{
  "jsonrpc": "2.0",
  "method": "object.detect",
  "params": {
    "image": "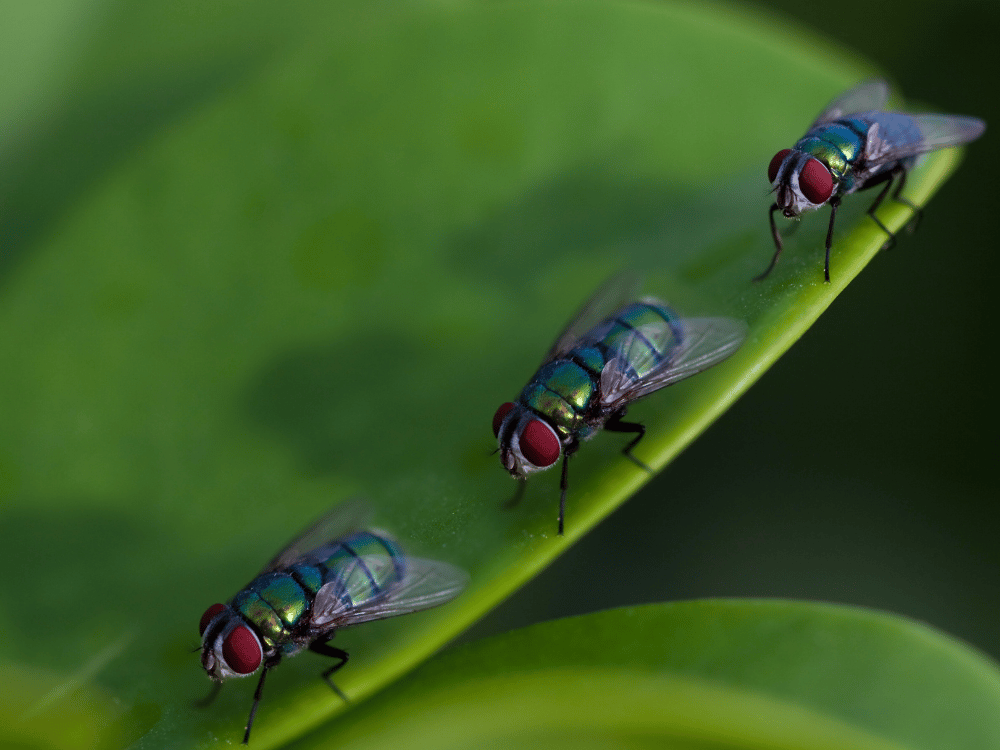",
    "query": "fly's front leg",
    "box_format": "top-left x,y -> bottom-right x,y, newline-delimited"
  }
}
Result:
243,657 -> 279,745
557,440 -> 579,536
605,410 -> 652,474
309,641 -> 350,704
753,203 -> 785,281
823,198 -> 841,282
557,453 -> 568,536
